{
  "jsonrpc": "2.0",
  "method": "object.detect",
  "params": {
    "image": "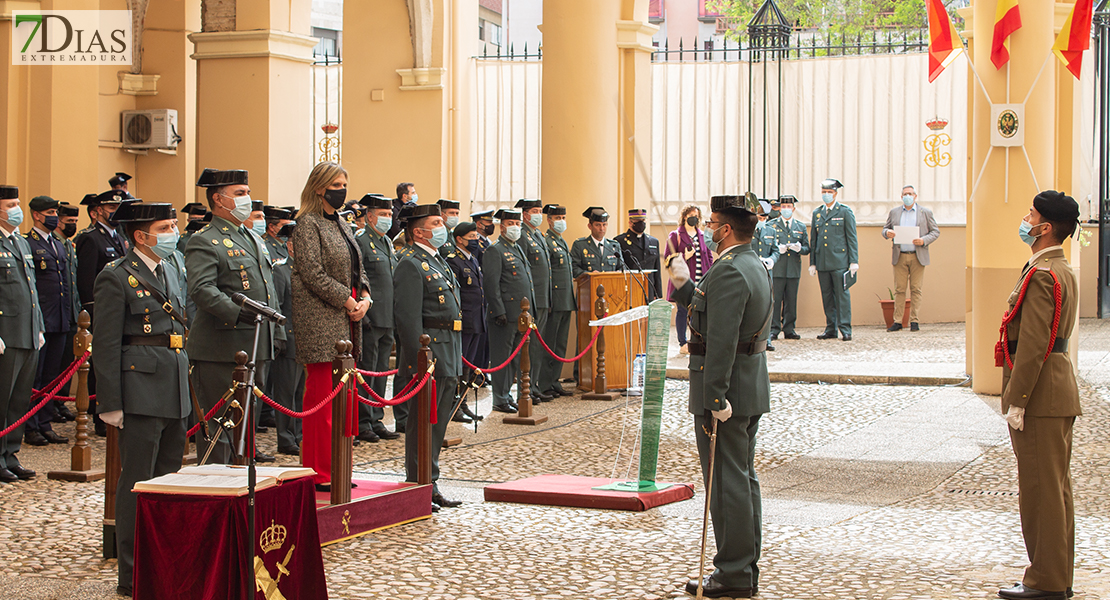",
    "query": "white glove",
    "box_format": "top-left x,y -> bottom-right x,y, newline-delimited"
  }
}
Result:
711,400 -> 732,423
808,265 -> 817,277
37,332 -> 45,350
849,263 -> 859,275
761,257 -> 774,270
101,410 -> 124,429
777,244 -> 787,254
667,255 -> 690,288
789,242 -> 802,252
0,335 -> 5,355
1005,405 -> 1025,431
